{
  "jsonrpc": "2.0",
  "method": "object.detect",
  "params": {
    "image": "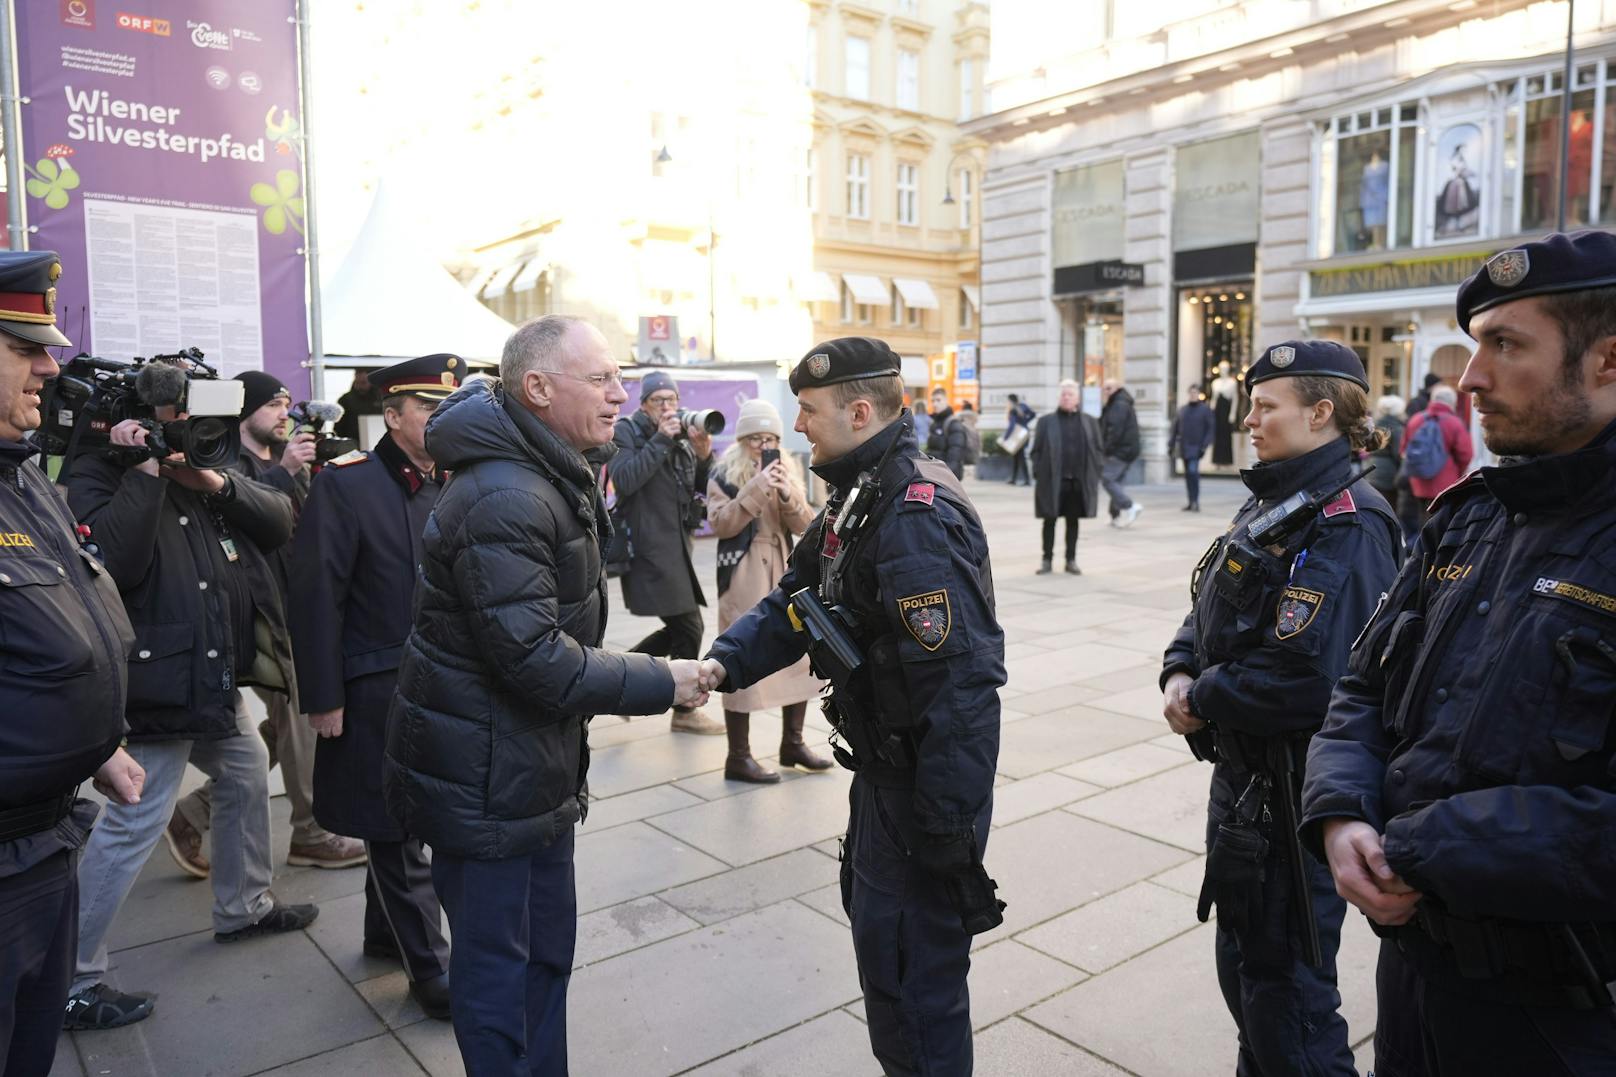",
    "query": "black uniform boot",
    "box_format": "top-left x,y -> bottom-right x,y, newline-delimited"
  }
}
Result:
724,711 -> 780,784
778,703 -> 832,771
